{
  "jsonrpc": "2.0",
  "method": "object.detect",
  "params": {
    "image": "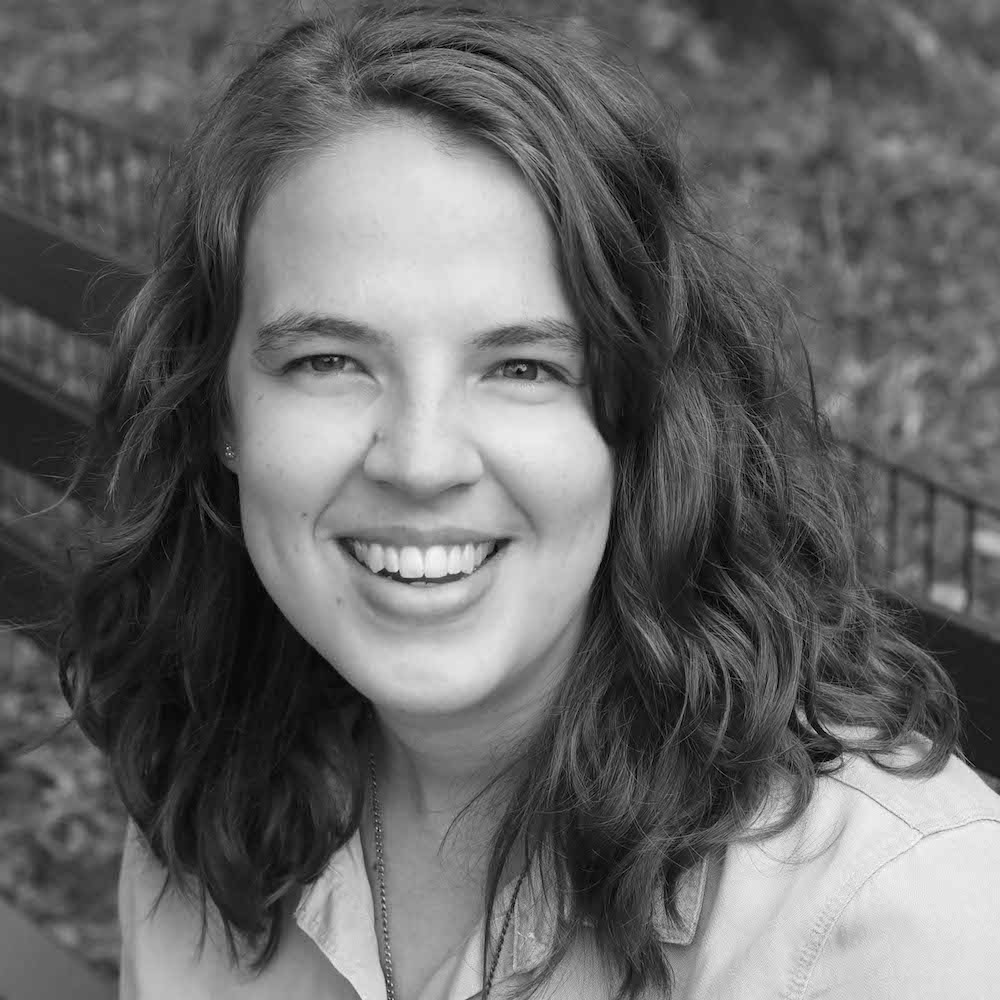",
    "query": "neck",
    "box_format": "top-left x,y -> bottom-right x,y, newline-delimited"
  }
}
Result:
369,706 -> 519,809
361,699 -> 541,868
